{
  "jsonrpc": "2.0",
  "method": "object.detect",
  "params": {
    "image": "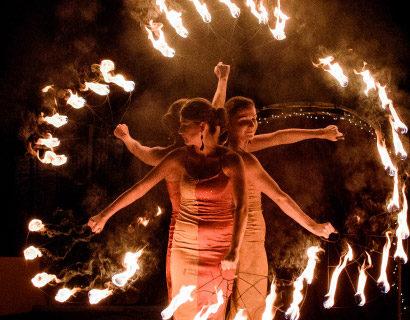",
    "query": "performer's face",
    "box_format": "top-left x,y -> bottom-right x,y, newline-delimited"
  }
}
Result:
178,117 -> 202,146
229,105 -> 258,140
